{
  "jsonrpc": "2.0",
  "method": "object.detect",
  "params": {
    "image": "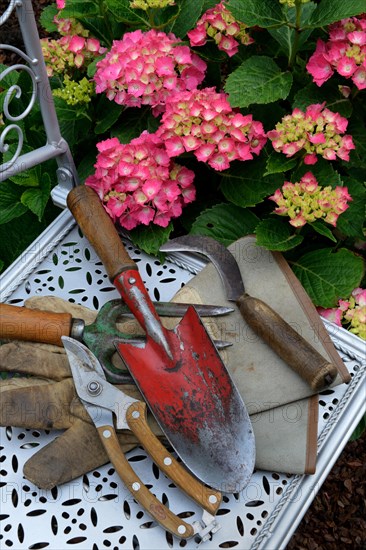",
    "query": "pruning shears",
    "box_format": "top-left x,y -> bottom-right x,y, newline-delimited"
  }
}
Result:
62,336 -> 222,541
